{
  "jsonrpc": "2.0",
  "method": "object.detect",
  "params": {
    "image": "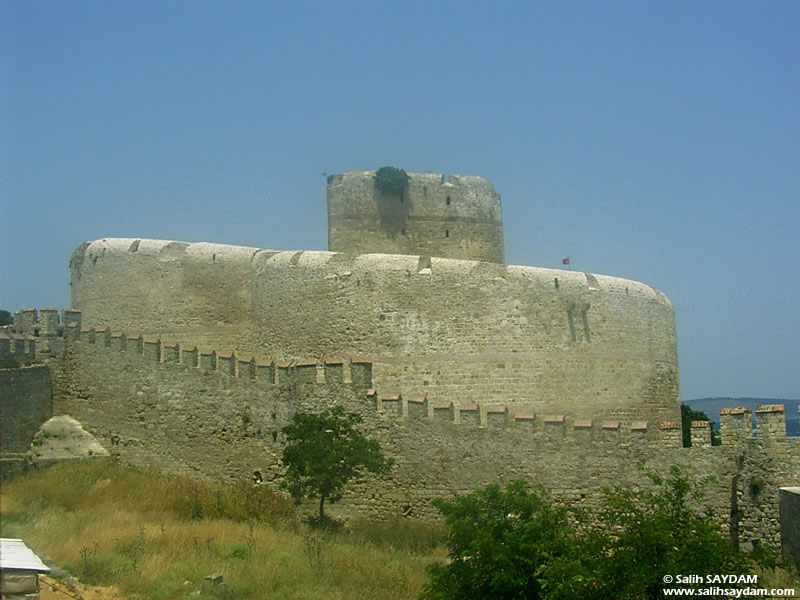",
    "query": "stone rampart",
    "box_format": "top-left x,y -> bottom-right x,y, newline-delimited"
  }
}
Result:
70,239 -> 262,352
70,238 -> 679,422
0,365 -> 52,456
327,171 -> 505,263
251,251 -> 679,421
19,314 -> 789,543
